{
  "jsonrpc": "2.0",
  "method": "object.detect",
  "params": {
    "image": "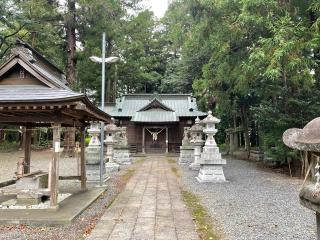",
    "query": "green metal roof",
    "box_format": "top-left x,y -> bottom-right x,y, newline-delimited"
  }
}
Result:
132,109 -> 178,122
105,94 -> 207,122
